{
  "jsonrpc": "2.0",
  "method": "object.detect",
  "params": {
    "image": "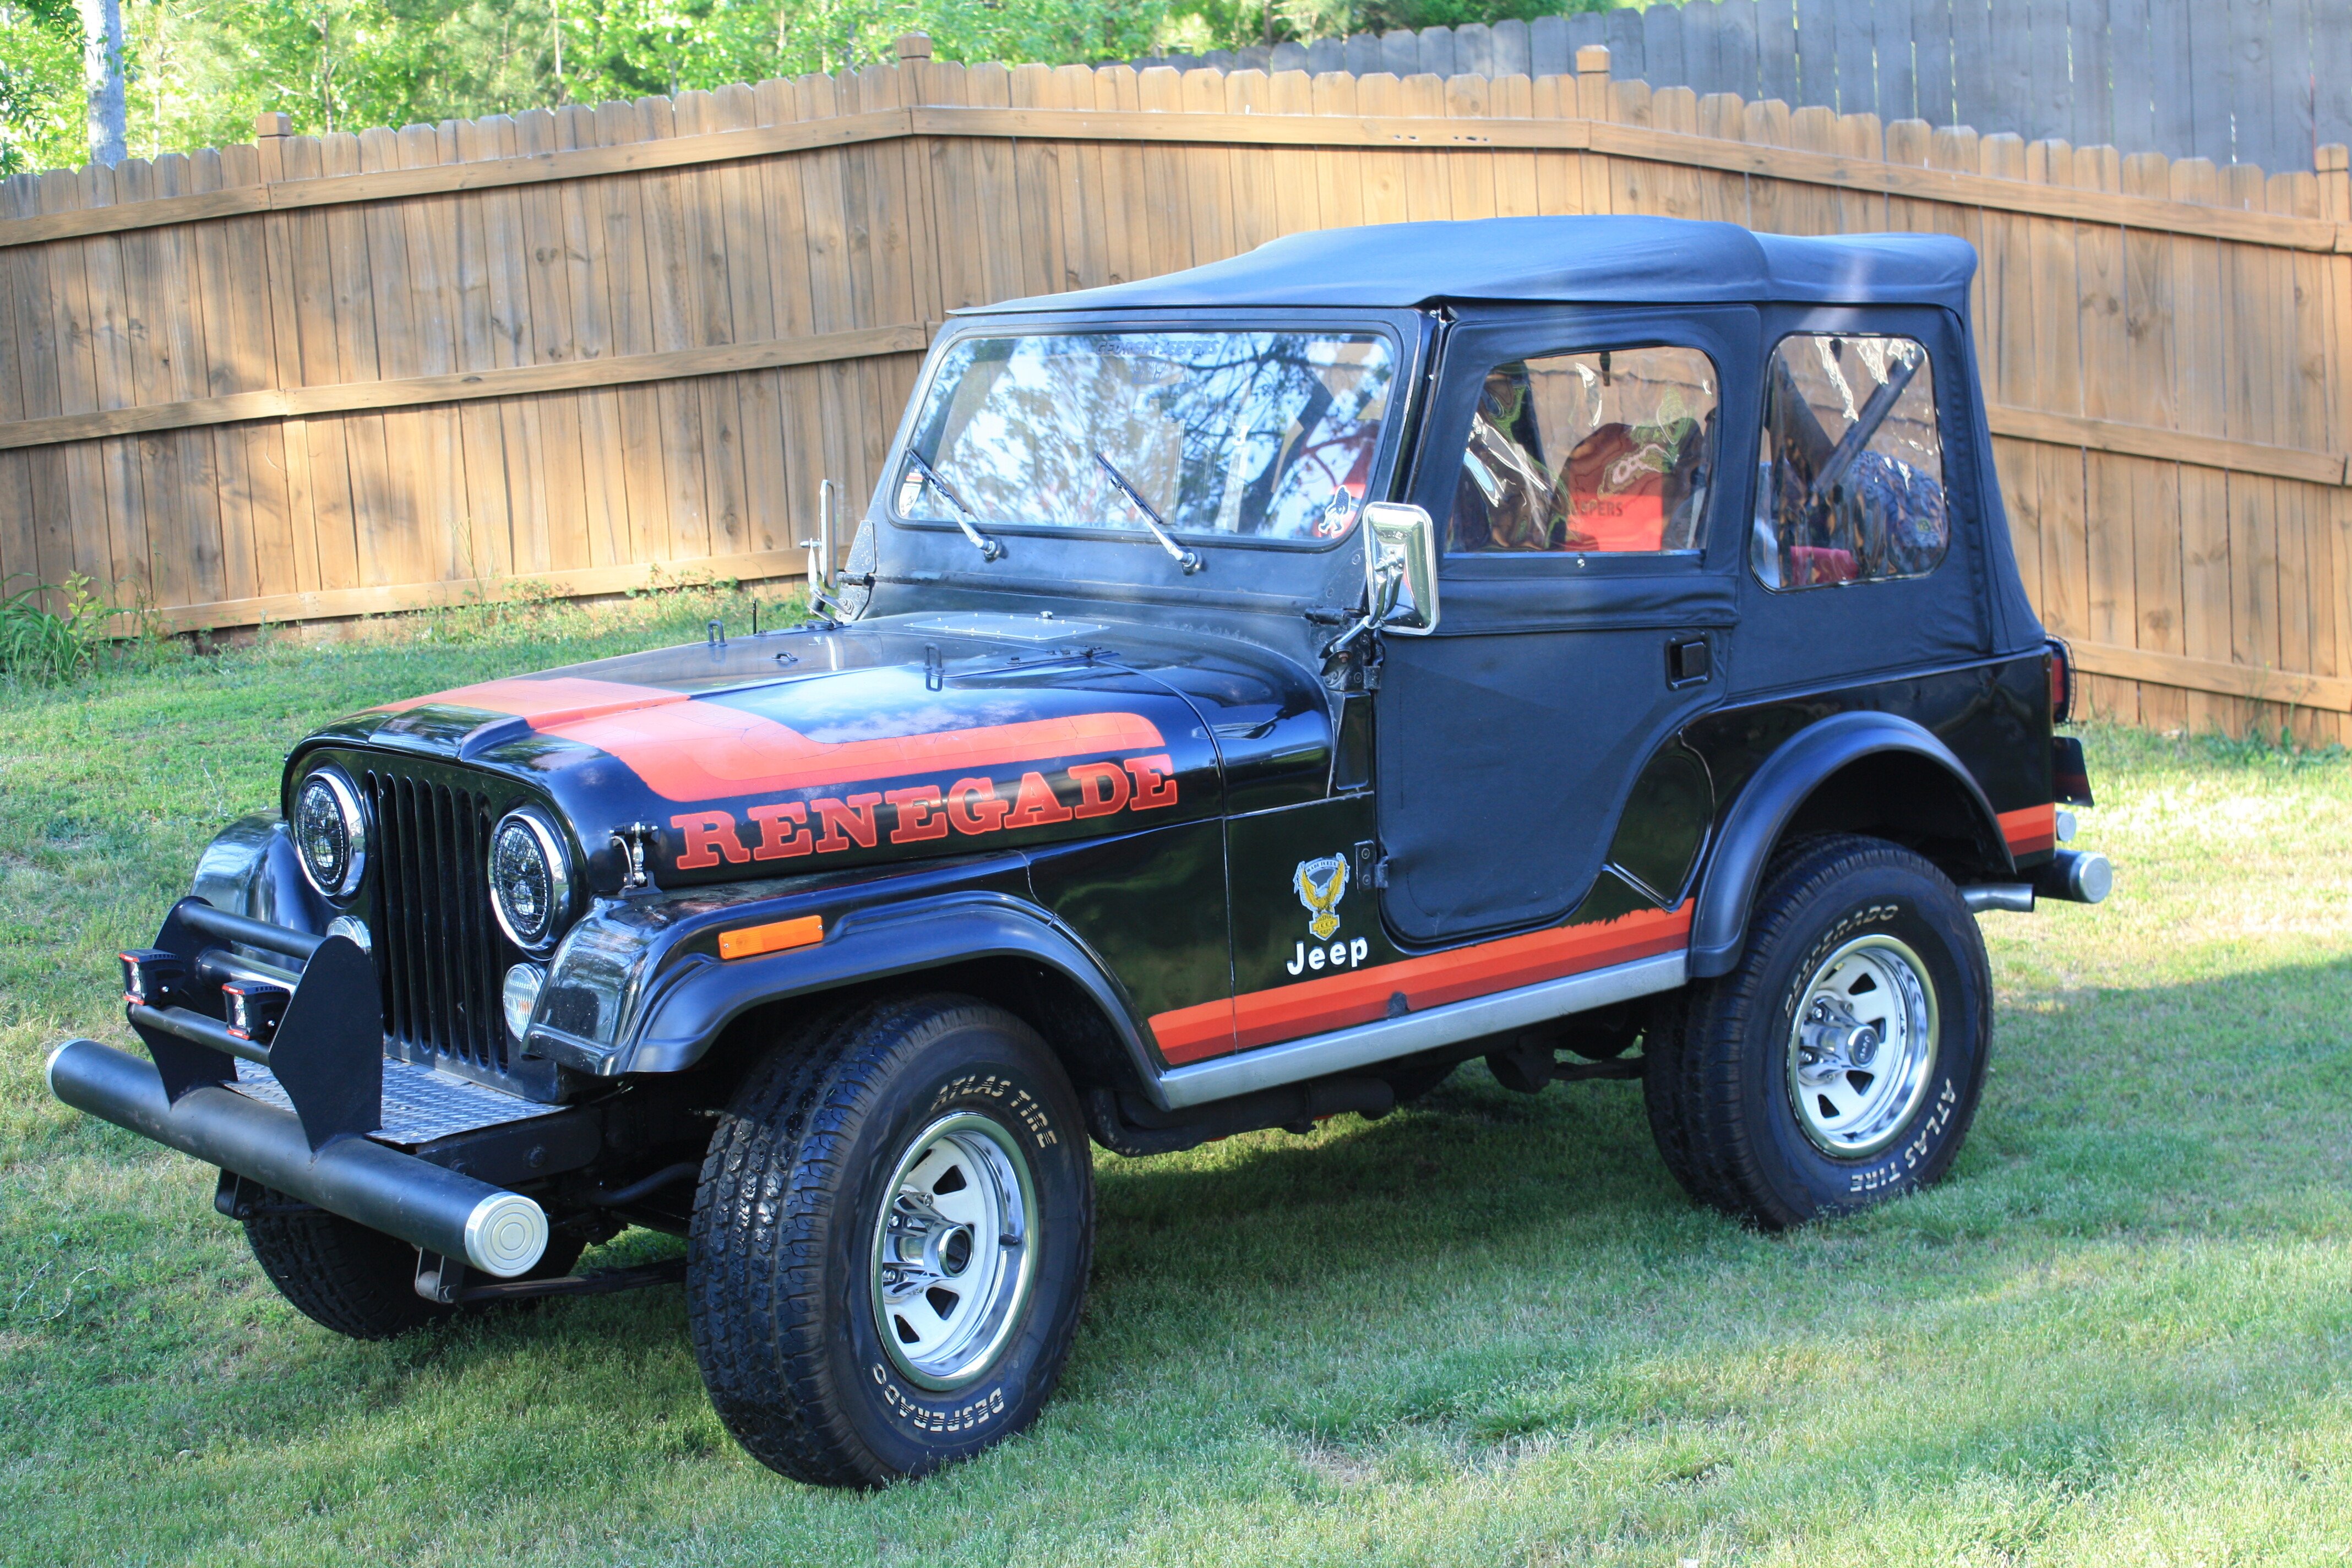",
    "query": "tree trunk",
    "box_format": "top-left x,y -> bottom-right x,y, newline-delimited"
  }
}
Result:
76,0 -> 126,166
